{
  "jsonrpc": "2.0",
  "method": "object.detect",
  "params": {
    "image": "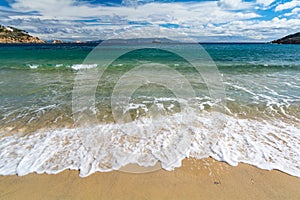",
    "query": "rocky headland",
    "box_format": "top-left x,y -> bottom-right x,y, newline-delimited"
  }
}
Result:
0,25 -> 45,43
